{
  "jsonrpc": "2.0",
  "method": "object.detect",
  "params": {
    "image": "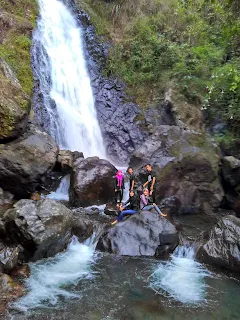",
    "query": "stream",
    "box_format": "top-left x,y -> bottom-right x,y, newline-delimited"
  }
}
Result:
9,235 -> 240,320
